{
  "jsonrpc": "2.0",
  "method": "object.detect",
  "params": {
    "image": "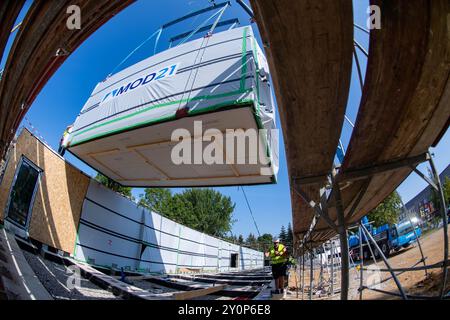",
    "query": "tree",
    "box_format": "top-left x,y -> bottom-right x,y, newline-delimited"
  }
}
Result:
138,188 -> 172,213
246,233 -> 257,249
224,234 -> 238,243
286,223 -> 293,247
279,225 -> 287,243
444,177 -> 450,204
238,234 -> 244,245
139,188 -> 236,237
95,173 -> 133,199
367,191 -> 402,227
257,233 -> 273,251
430,176 -> 450,215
